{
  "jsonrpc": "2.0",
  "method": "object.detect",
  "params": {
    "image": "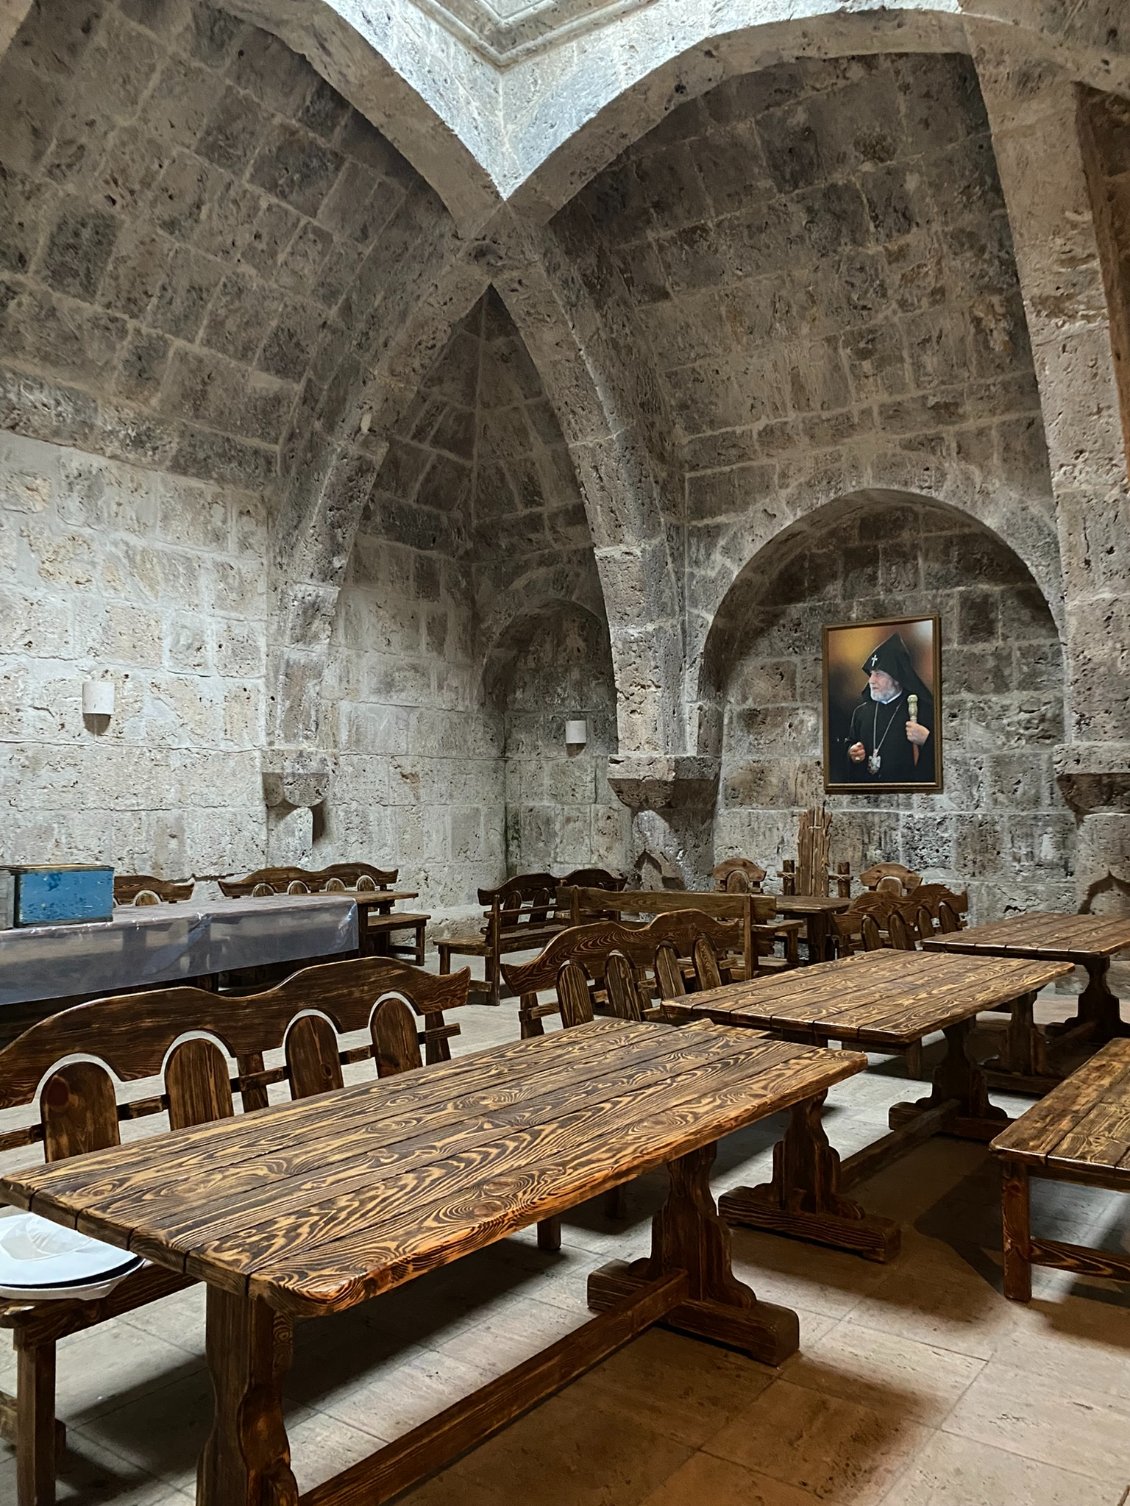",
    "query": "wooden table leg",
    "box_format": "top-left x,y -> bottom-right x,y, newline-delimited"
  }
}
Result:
197,1288 -> 298,1506
720,1092 -> 900,1263
588,1141 -> 801,1365
890,1019 -> 1009,1141
983,990 -> 1063,1096
1046,956 -> 1128,1043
